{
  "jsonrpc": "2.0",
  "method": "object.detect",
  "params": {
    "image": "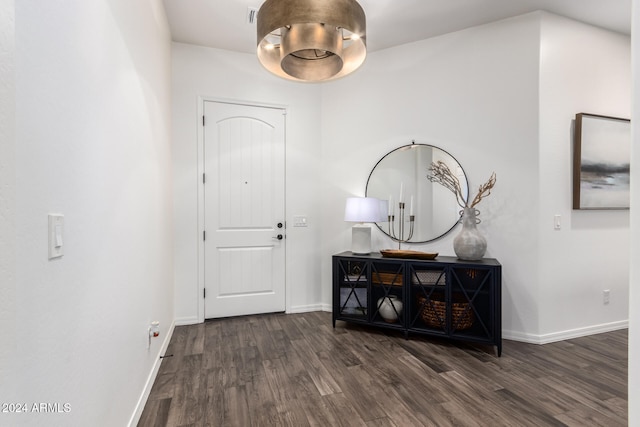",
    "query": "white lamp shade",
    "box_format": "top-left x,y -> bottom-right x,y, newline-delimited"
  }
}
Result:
344,197 -> 387,223
378,199 -> 389,220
